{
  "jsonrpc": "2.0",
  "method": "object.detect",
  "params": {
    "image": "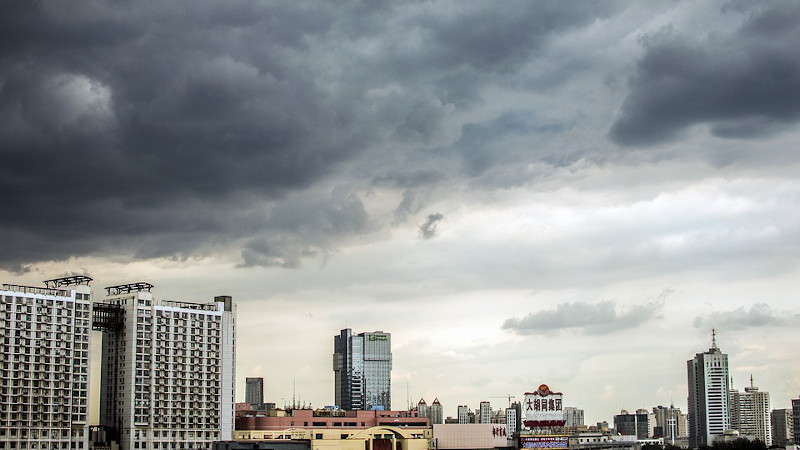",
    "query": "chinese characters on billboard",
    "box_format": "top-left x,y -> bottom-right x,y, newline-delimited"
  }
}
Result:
522,384 -> 566,428
520,435 -> 569,449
